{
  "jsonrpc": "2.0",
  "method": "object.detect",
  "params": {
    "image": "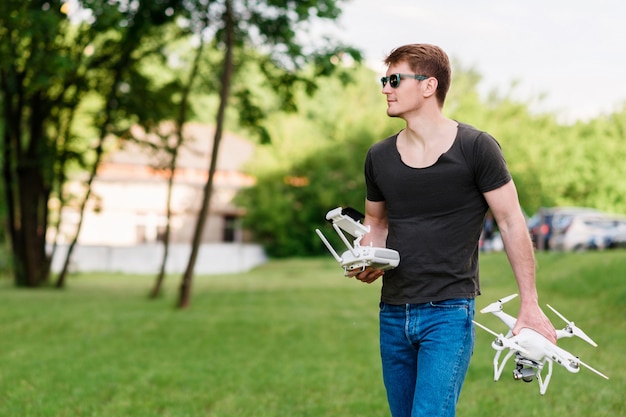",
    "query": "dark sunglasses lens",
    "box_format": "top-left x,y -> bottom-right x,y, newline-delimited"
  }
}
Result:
380,77 -> 387,87
390,74 -> 400,88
